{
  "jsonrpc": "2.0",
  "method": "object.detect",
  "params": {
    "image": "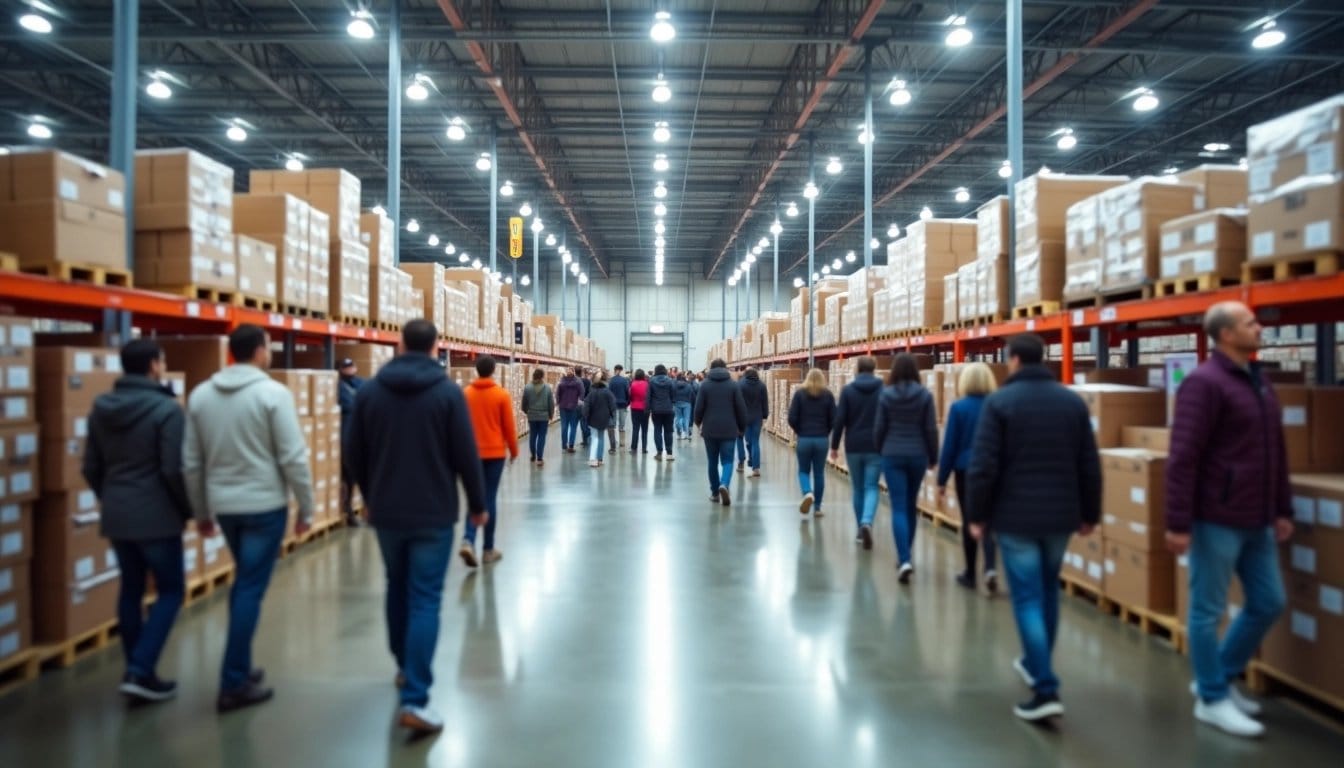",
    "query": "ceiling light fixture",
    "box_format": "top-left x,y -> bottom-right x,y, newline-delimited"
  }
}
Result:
579,273 -> 588,285
532,218 -> 544,234
654,202 -> 667,217
822,265 -> 831,275
459,253 -> 469,263
945,15 -> 973,47
1251,20 -> 1286,49
347,9 -> 375,39
19,13 -> 52,34
653,153 -> 670,173
830,258 -> 841,270
845,251 -> 857,263
651,73 -> 672,104
546,234 -> 557,247
500,180 -> 514,197
654,182 -> 668,199
1203,142 -> 1231,153
371,205 -> 387,216
857,125 -> 872,145
655,221 -> 666,235
446,117 -> 467,141
1130,87 -> 1160,112
826,156 -> 842,175
476,152 -> 492,172
226,124 -> 247,143
954,187 -> 970,204
998,160 -> 1012,179
655,236 -> 666,248
752,245 -> 762,256
520,202 -> 533,217
889,78 -> 913,107
26,120 -> 52,140
406,73 -> 432,101
653,121 -> 671,143
146,75 -> 172,100
812,272 -> 820,282
1162,165 -> 1179,176
803,181 -> 819,200
786,201 -> 799,218
428,234 -> 439,247
887,223 -> 899,239
1053,127 -> 1077,151
793,277 -> 804,288
285,154 -> 304,172
650,10 -> 676,44
771,219 -> 783,235
472,258 -> 482,269
920,206 -> 933,220
870,237 -> 881,250
445,244 -> 456,255
406,219 -> 420,233
521,275 -> 531,287
570,263 -> 580,276
655,276 -> 664,286
747,253 -> 757,264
